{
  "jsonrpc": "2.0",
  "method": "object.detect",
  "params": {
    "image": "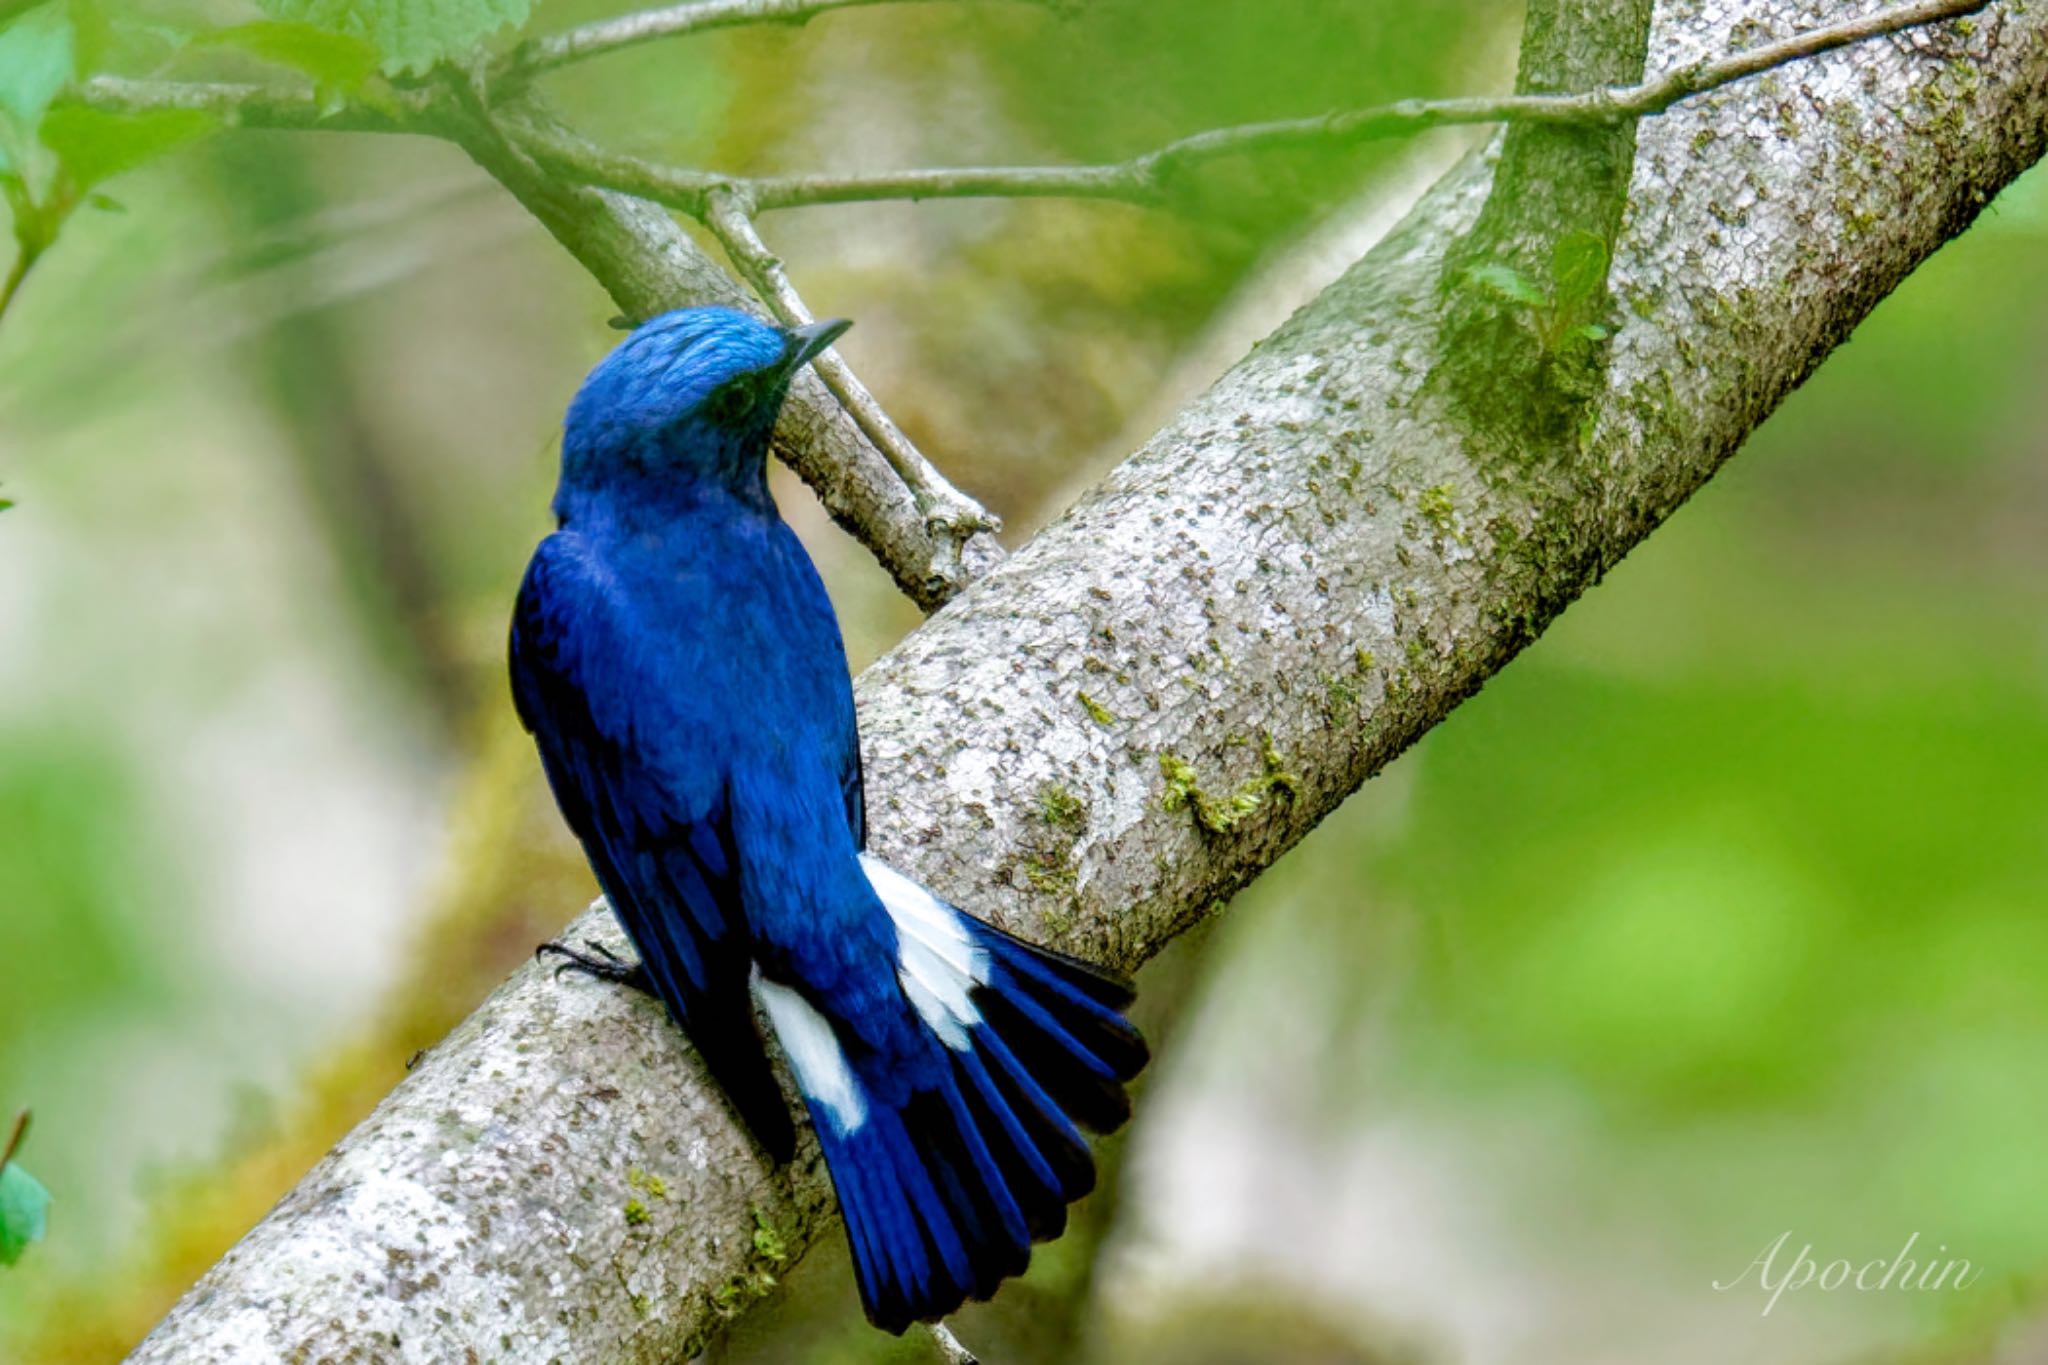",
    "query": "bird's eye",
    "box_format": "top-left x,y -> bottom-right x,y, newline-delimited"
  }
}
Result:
704,377 -> 757,425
